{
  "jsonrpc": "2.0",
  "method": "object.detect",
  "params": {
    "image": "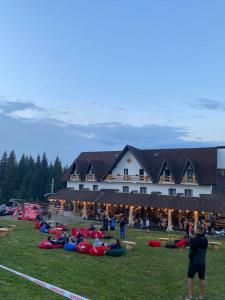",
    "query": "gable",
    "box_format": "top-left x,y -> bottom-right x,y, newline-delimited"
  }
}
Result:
111,150 -> 147,175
